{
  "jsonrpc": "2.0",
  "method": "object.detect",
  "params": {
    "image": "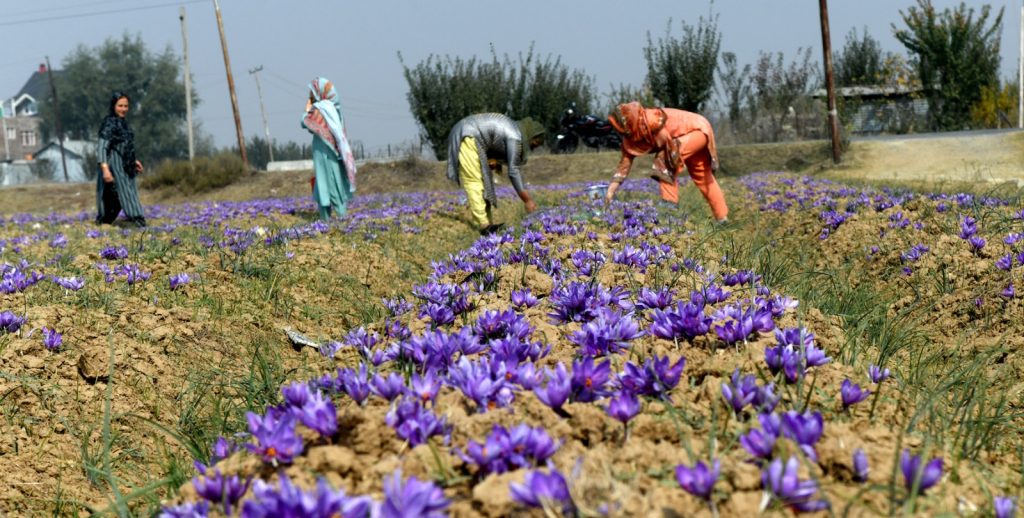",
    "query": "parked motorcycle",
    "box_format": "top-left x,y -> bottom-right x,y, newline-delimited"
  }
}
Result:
553,103 -> 622,154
